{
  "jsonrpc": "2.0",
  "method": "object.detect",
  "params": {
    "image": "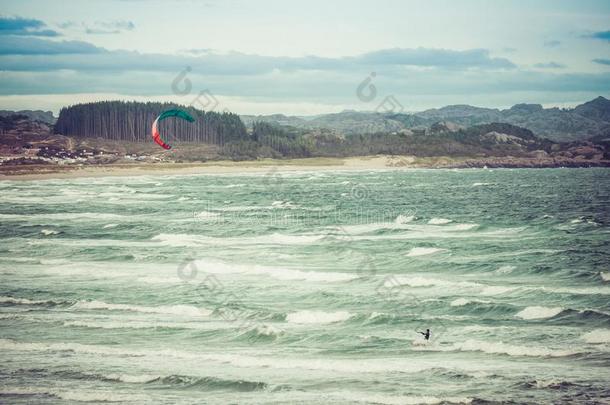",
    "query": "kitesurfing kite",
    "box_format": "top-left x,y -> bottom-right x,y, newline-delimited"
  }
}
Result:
151,109 -> 195,150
